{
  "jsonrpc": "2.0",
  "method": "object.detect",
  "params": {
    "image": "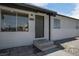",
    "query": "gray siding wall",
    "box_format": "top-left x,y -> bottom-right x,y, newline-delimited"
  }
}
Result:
0,6 -> 49,49
51,15 -> 79,40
